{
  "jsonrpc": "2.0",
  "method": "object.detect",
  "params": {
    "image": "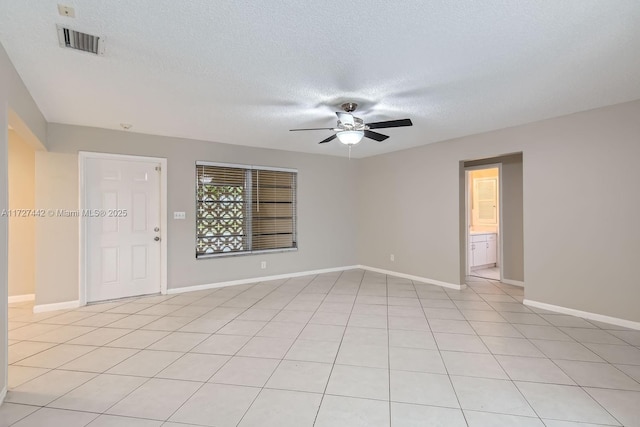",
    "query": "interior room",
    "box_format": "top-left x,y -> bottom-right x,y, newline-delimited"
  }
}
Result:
1,1 -> 639,426
467,166 -> 500,280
